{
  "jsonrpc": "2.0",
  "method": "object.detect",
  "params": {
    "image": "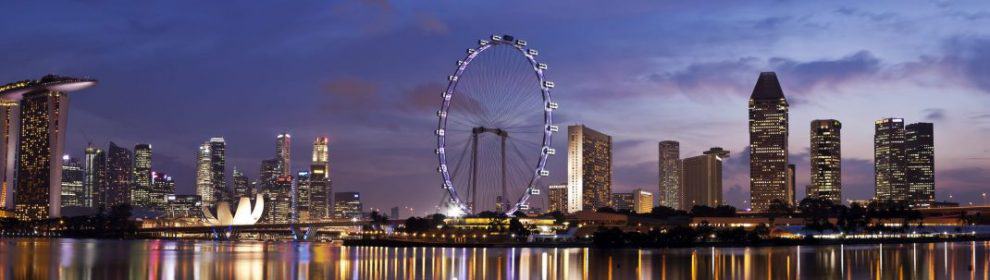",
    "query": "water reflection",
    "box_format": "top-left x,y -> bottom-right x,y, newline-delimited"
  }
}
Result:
2,238 -> 990,279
